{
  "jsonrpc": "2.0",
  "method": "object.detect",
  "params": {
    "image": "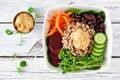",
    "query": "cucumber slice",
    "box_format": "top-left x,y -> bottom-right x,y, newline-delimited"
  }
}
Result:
94,33 -> 107,45
91,54 -> 97,60
94,44 -> 105,49
92,51 -> 103,57
93,48 -> 104,53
